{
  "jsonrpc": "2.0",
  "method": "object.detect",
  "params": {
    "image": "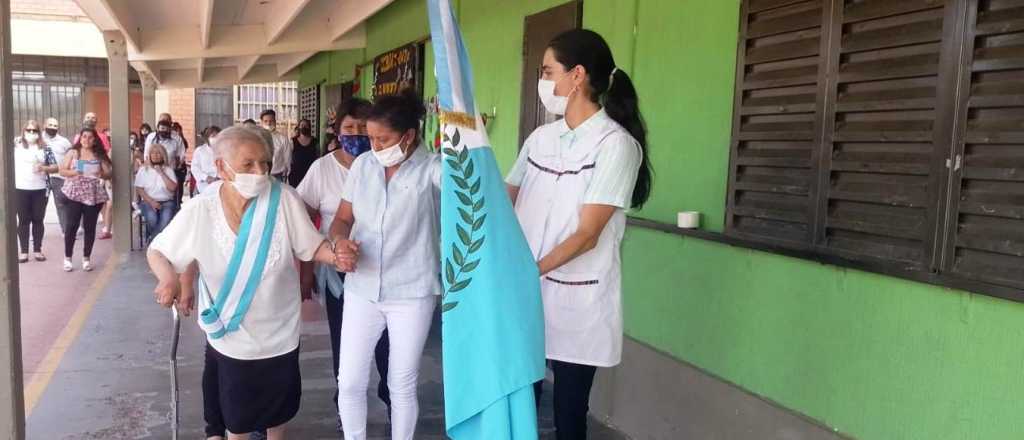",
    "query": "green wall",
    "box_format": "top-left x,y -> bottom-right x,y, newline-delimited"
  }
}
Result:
298,0 -> 1024,438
